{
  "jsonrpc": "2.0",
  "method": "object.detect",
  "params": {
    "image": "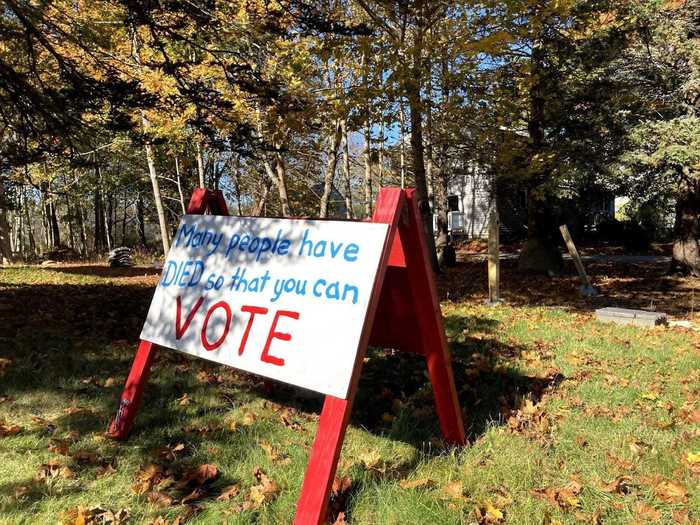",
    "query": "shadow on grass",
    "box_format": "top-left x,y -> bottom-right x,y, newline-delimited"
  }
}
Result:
0,275 -> 566,521
47,265 -> 162,279
438,257 -> 694,316
2,280 -> 562,444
